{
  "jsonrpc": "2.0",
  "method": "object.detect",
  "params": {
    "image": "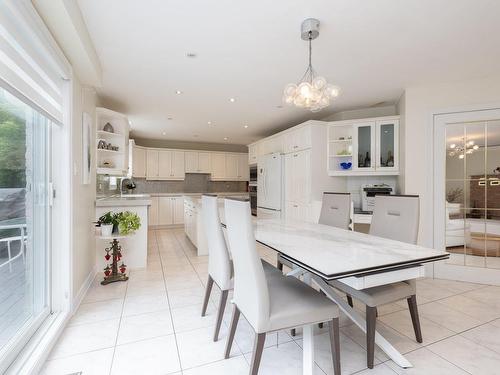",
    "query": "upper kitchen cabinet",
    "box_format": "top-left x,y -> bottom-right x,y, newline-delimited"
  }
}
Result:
248,143 -> 259,164
225,154 -> 239,179
146,149 -> 185,180
210,153 -> 226,180
185,151 -> 211,173
237,154 -> 249,180
129,140 -> 146,178
328,116 -> 399,176
283,124 -> 312,153
96,107 -> 129,176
